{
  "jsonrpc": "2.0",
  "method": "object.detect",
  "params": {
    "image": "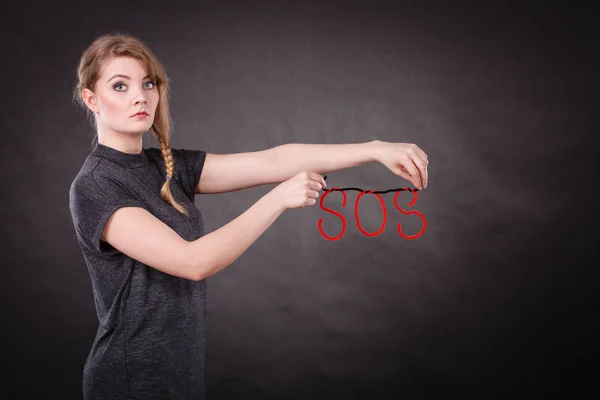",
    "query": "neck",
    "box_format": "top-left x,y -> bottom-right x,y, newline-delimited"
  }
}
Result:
97,129 -> 144,154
